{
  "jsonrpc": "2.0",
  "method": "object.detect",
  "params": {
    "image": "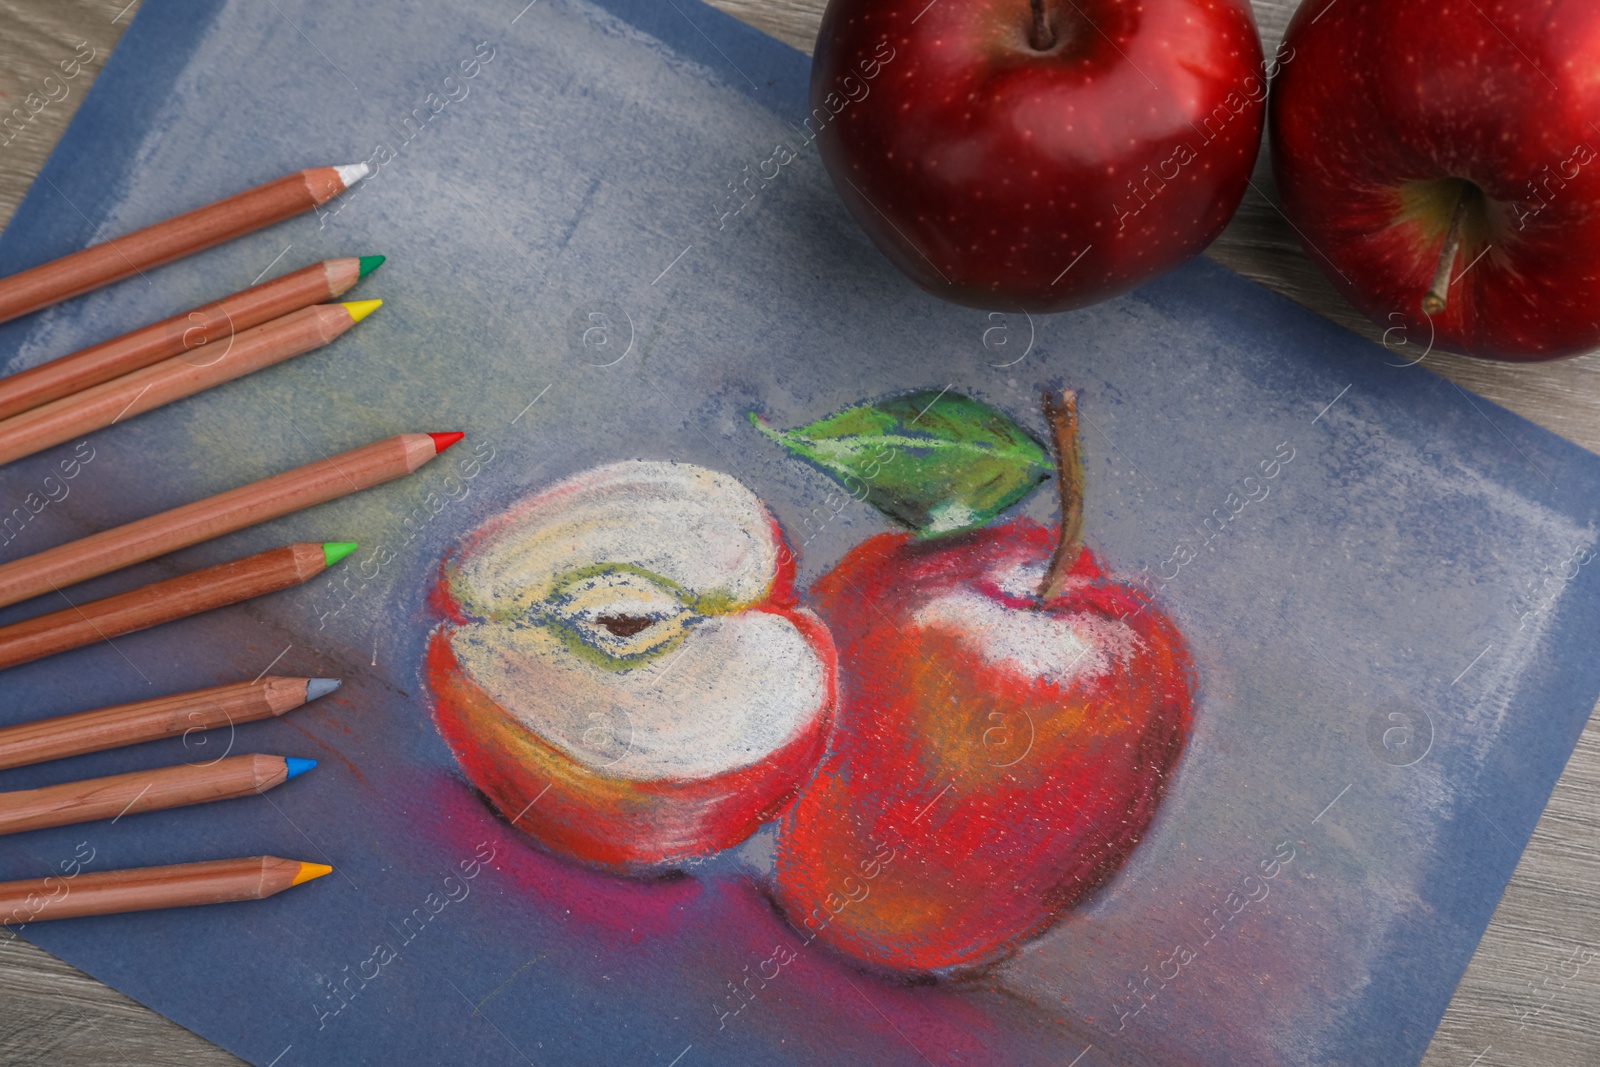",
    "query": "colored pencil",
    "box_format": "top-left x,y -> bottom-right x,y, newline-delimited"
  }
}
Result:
0,432 -> 460,609
0,541 -> 356,672
0,677 -> 340,771
0,754 -> 317,836
0,856 -> 333,924
0,256 -> 384,421
0,164 -> 372,325
0,300 -> 381,467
